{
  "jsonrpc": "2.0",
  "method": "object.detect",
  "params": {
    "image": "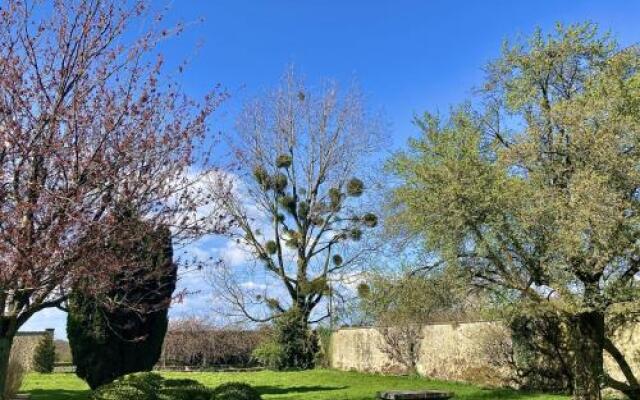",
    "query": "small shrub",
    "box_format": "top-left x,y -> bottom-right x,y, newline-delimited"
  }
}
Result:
90,373 -> 163,400
211,382 -> 261,400
251,340 -> 283,370
3,357 -> 25,400
91,384 -> 148,400
33,333 -> 56,373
